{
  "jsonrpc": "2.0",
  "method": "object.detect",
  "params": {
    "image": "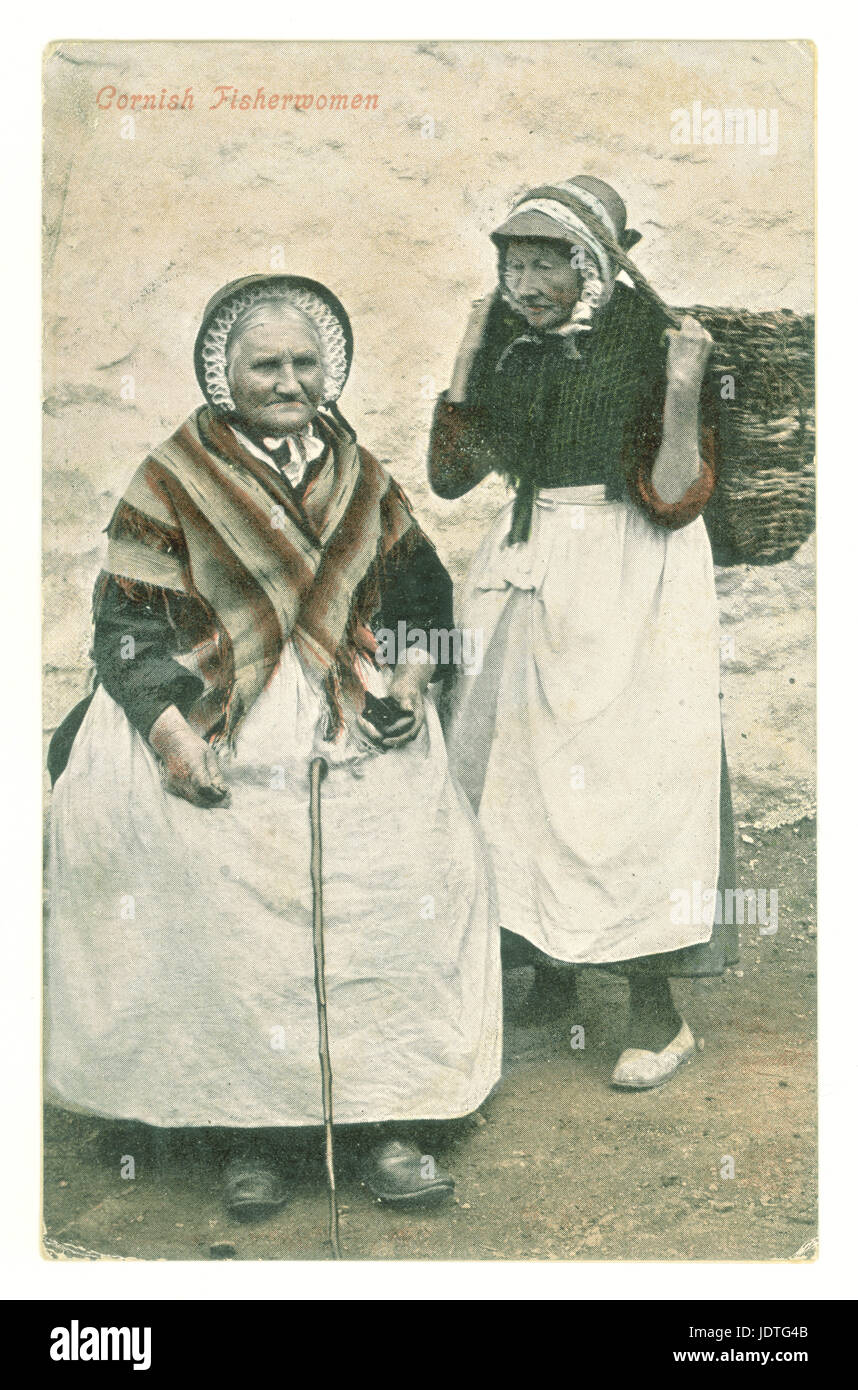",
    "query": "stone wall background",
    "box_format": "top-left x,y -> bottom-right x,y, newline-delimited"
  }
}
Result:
43,39 -> 815,824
